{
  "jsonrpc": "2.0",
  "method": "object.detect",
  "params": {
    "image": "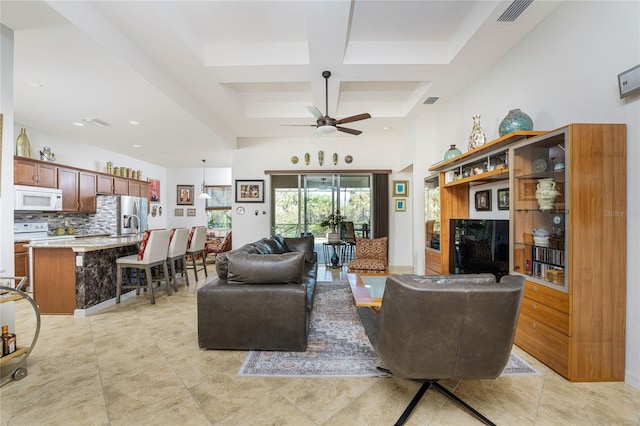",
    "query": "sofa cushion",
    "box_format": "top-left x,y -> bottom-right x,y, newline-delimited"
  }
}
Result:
347,258 -> 387,272
227,252 -> 305,284
272,234 -> 288,252
284,236 -> 315,263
